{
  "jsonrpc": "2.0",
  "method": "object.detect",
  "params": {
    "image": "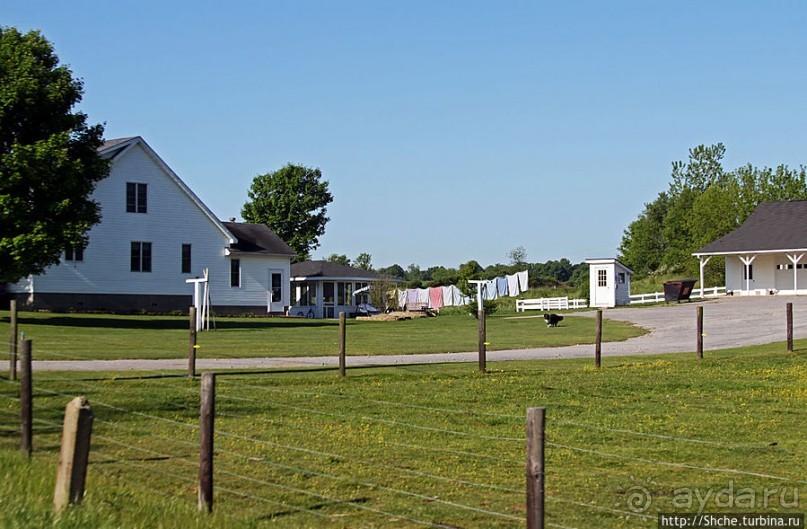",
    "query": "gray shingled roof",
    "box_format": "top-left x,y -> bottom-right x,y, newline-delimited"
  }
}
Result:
291,261 -> 384,280
223,222 -> 296,256
694,201 -> 807,255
